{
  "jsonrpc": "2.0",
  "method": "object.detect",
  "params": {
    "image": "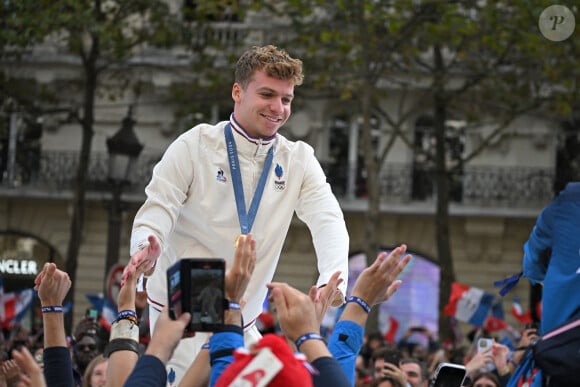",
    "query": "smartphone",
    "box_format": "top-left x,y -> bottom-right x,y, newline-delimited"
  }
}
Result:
477,338 -> 493,353
429,362 -> 467,387
167,258 -> 226,332
383,349 -> 402,366
86,308 -> 99,320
